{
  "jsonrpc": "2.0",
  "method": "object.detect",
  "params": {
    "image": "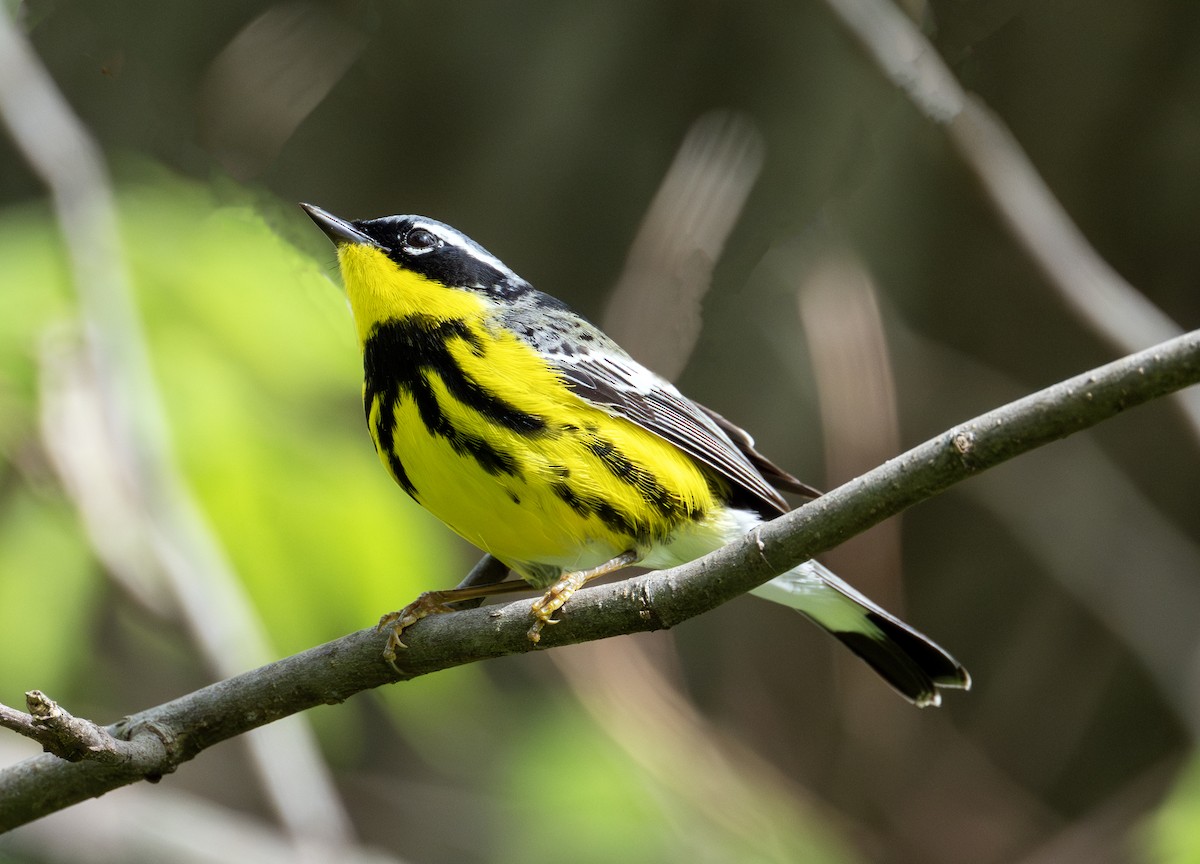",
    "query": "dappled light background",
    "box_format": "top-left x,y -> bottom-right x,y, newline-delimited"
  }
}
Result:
2,1 -> 1200,862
